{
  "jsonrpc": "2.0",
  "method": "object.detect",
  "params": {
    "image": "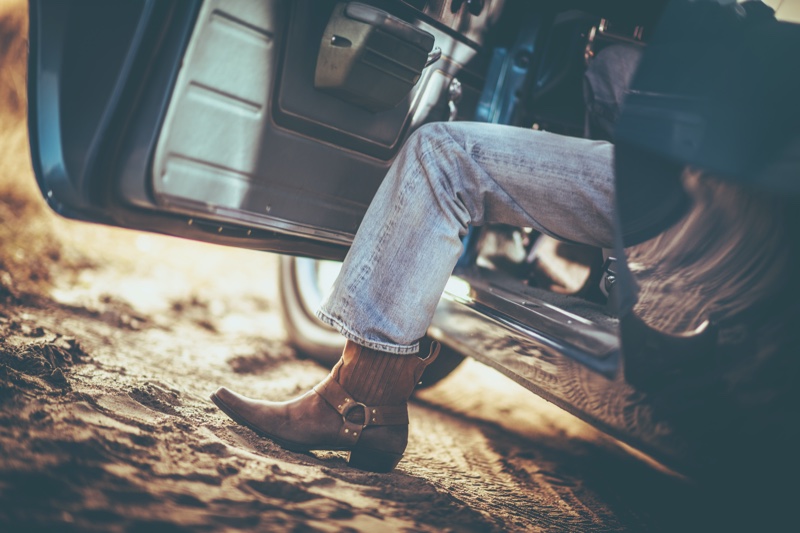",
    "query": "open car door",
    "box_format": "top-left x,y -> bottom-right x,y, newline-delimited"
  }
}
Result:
28,0 -> 496,260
